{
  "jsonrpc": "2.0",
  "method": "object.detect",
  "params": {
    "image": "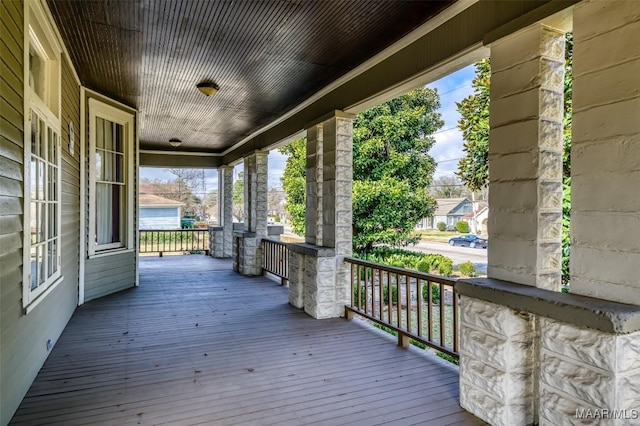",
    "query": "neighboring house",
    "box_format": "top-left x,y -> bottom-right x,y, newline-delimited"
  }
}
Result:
139,194 -> 184,230
416,198 -> 474,230
461,205 -> 489,235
